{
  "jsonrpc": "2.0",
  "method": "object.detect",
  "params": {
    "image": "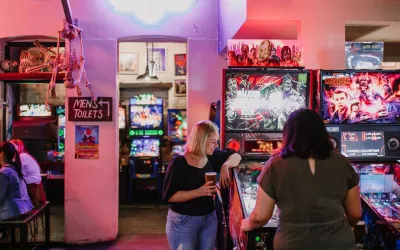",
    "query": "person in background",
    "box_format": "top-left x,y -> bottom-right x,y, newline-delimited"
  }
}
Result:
10,139 -> 46,207
0,141 -> 33,221
241,109 -> 361,249
163,120 -> 242,250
